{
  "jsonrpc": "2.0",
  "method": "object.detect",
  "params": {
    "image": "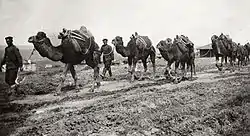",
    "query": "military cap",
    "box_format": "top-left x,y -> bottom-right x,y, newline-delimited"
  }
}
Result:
102,38 -> 108,41
5,36 -> 13,41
